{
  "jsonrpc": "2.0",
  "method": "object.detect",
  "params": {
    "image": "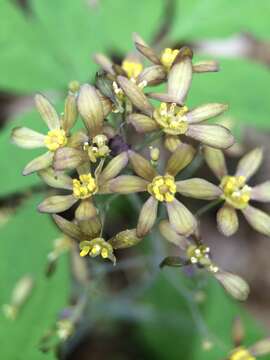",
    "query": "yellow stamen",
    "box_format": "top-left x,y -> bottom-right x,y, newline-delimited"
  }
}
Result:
220,176 -> 251,210
160,48 -> 179,70
148,175 -> 176,202
79,238 -> 115,263
153,102 -> 189,135
87,134 -> 110,163
73,174 -> 97,199
122,60 -> 143,80
44,129 -> 67,152
229,347 -> 255,360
